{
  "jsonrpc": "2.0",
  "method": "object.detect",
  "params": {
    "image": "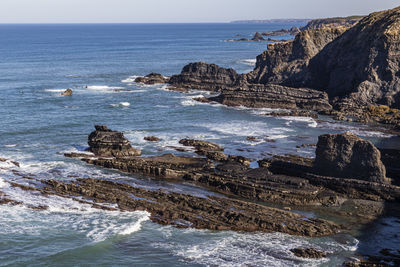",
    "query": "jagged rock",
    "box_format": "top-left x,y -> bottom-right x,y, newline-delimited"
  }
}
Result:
251,32 -> 265,41
314,132 -> 387,183
307,7 -> 400,108
300,16 -> 363,31
266,110 -> 318,119
247,27 -> 347,85
61,88 -> 73,96
208,83 -> 332,112
168,62 -> 240,92
144,136 -> 161,142
179,139 -> 224,153
290,248 -> 327,258
135,73 -> 169,84
88,125 -> 141,157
